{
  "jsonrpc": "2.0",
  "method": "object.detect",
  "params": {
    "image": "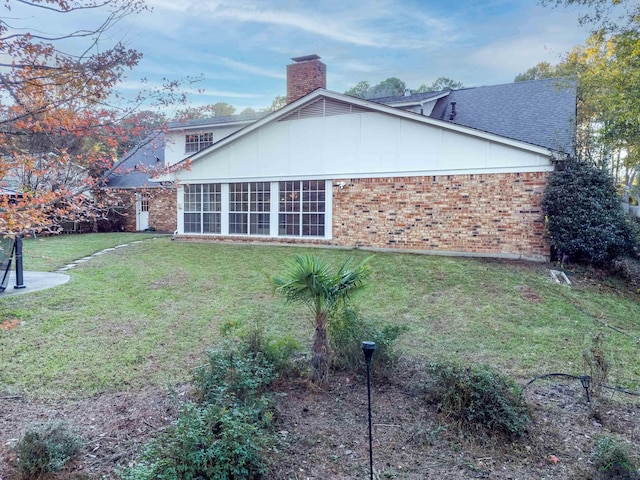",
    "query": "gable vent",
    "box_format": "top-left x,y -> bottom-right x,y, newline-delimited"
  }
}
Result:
279,97 -> 373,122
